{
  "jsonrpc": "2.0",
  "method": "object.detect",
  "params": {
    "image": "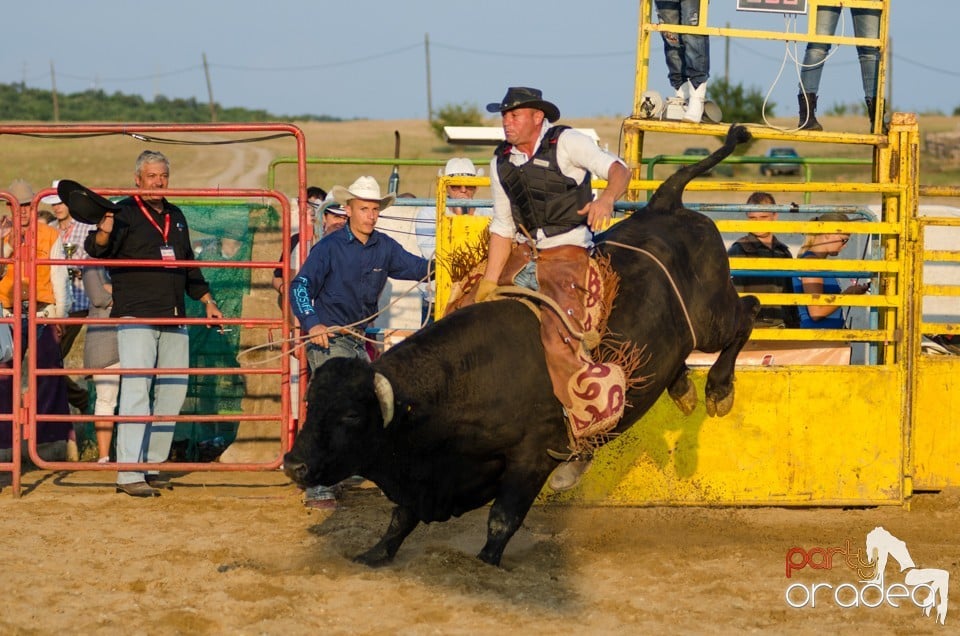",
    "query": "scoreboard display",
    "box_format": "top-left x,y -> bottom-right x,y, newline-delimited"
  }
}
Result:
736,0 -> 808,14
